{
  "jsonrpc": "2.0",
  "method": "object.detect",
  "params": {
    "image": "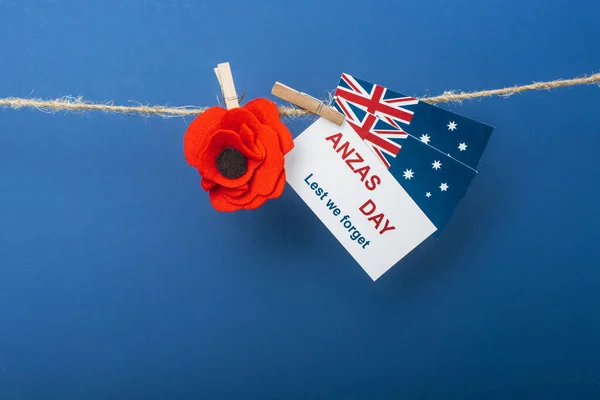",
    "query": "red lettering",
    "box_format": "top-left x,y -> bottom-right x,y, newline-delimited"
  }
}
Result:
336,140 -> 355,159
380,219 -> 396,235
359,199 -> 376,216
368,213 -> 384,230
353,165 -> 370,182
345,152 -> 364,171
328,132 -> 382,193
325,133 -> 342,149
365,175 -> 381,191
